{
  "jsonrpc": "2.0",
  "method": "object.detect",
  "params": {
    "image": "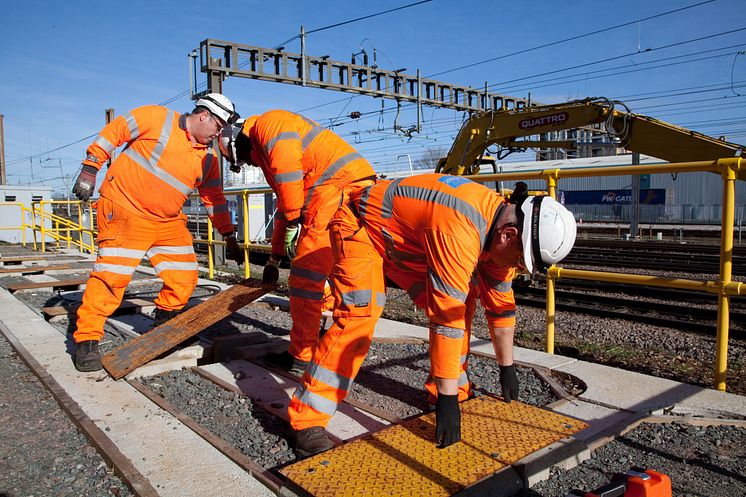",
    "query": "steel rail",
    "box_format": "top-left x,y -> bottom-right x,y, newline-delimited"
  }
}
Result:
127,379 -> 285,494
515,287 -> 746,338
